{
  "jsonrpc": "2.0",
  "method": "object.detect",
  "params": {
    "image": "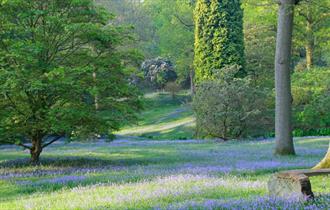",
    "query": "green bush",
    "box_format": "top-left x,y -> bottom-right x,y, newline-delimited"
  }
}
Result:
193,65 -> 270,139
292,67 -> 330,135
